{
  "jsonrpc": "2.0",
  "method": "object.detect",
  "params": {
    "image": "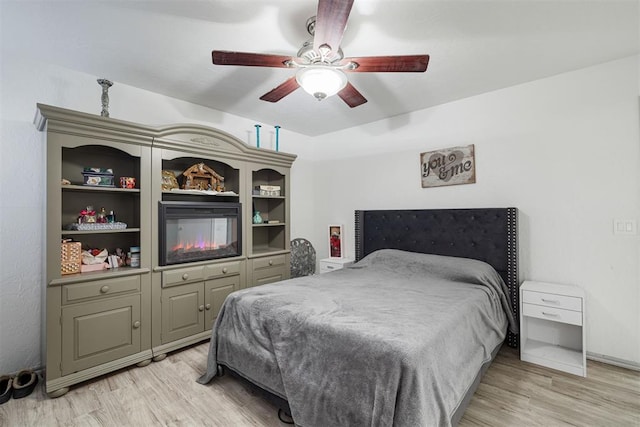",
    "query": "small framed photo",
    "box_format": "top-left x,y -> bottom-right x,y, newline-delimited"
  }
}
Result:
328,224 -> 344,258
